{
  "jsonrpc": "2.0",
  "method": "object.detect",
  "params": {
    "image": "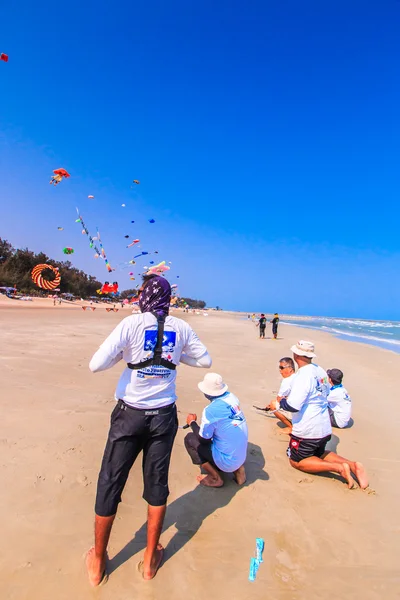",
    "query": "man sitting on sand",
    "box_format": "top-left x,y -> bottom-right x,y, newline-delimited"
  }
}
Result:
85,274 -> 211,585
184,373 -> 248,488
267,357 -> 296,434
327,368 -> 352,428
268,340 -> 368,489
